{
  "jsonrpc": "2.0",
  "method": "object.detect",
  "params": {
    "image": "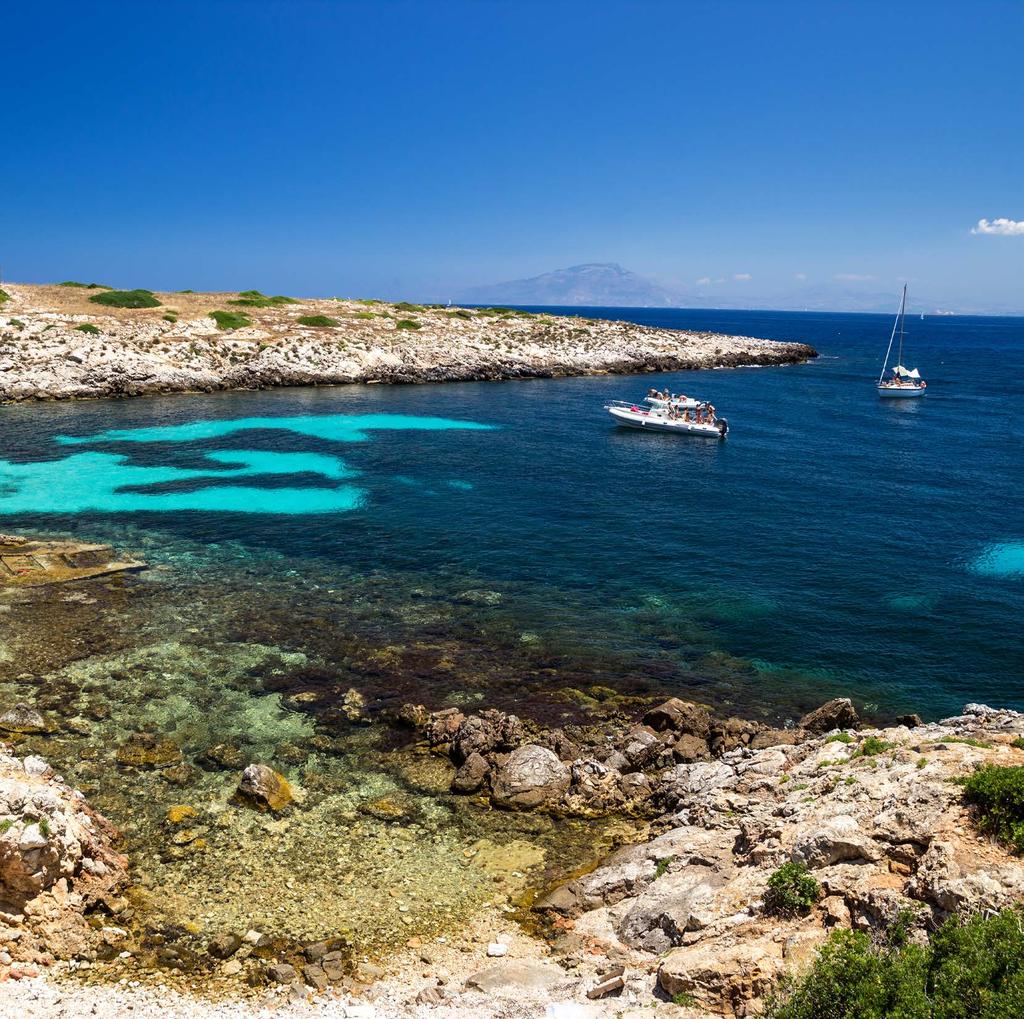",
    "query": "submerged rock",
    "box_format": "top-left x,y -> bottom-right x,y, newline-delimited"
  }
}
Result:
234,763 -> 293,812
491,744 -> 570,810
114,732 -> 182,769
0,703 -> 49,735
